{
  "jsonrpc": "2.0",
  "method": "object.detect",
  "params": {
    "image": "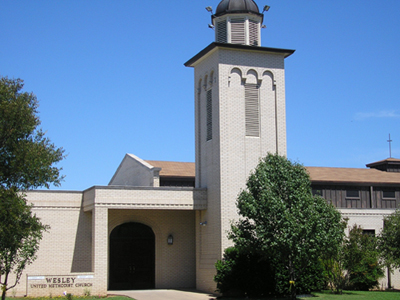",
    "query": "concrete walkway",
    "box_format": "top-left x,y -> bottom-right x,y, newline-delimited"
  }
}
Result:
109,289 -> 218,300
